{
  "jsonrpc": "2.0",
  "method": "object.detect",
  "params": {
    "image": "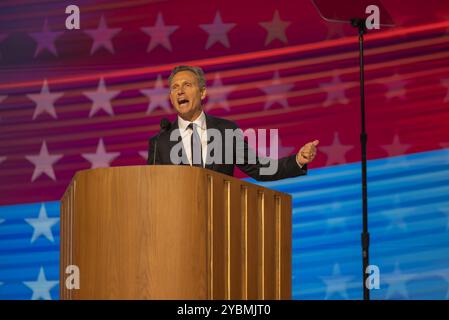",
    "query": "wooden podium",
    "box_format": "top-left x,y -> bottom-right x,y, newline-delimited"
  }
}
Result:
60,166 -> 292,299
